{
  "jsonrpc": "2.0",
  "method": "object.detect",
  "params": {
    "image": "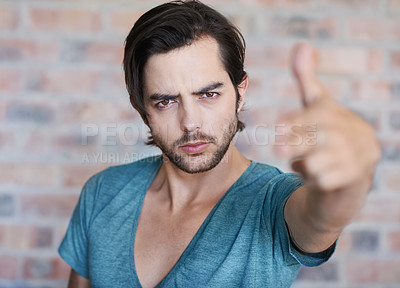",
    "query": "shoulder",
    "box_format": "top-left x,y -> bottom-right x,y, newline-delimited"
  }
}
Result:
80,155 -> 162,204
252,161 -> 282,177
242,161 -> 303,204
252,161 -> 302,186
89,155 -> 161,184
98,155 -> 162,183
